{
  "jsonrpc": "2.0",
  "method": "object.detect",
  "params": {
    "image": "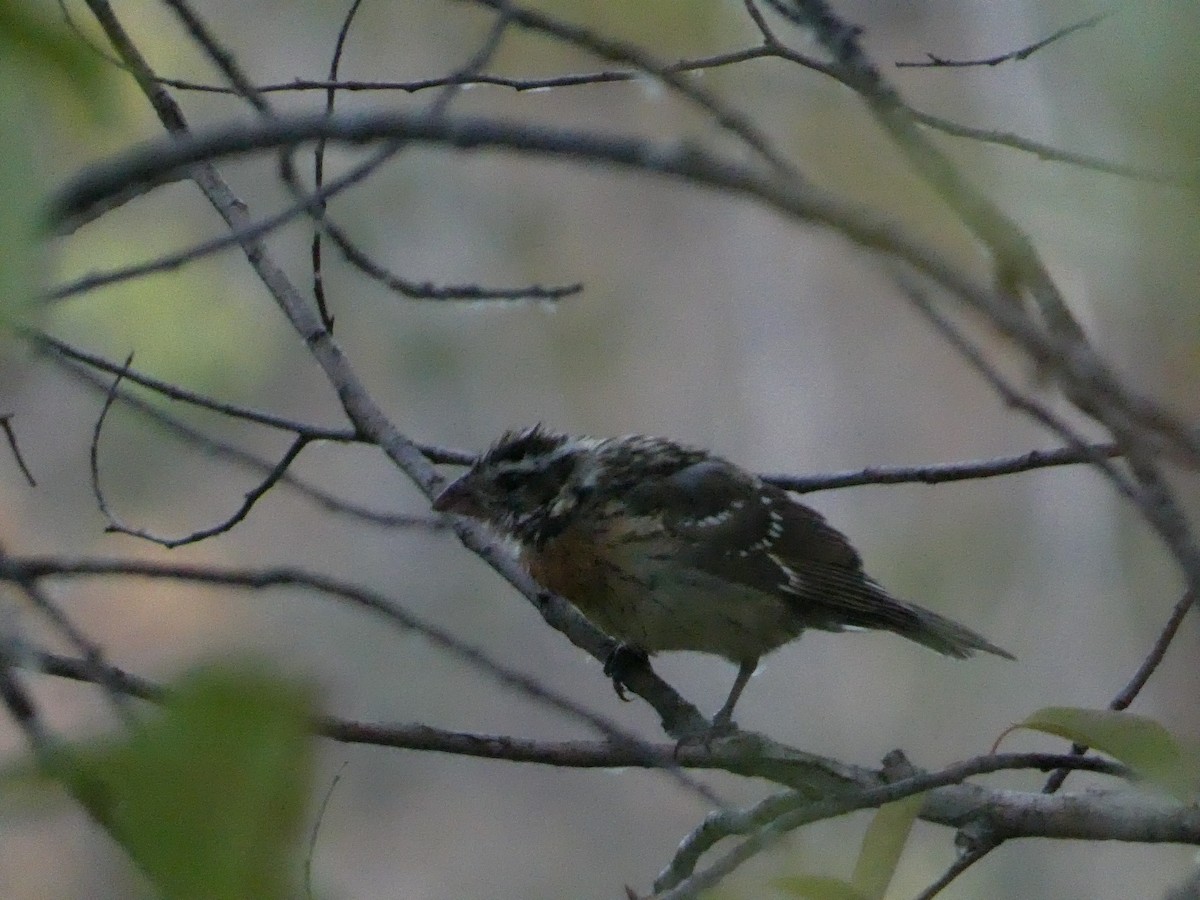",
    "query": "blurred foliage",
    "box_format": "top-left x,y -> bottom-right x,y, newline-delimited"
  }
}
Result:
771,791 -> 924,900
1036,2 -> 1200,385
1007,706 -> 1200,801
0,0 -> 112,331
0,0 -> 110,108
850,792 -> 925,899
1092,2 -> 1200,156
774,873 -> 869,900
26,664 -> 316,900
47,231 -> 282,394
